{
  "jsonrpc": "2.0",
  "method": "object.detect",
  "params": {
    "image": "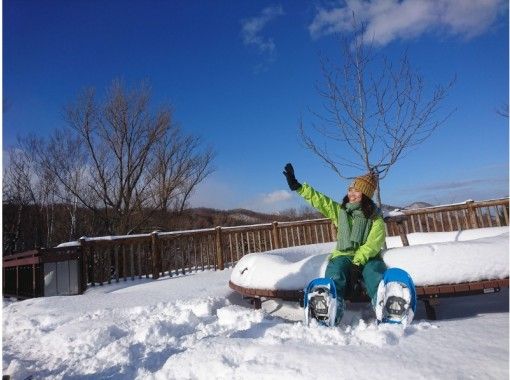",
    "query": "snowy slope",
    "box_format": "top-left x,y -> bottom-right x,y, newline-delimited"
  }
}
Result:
2,232 -> 509,380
